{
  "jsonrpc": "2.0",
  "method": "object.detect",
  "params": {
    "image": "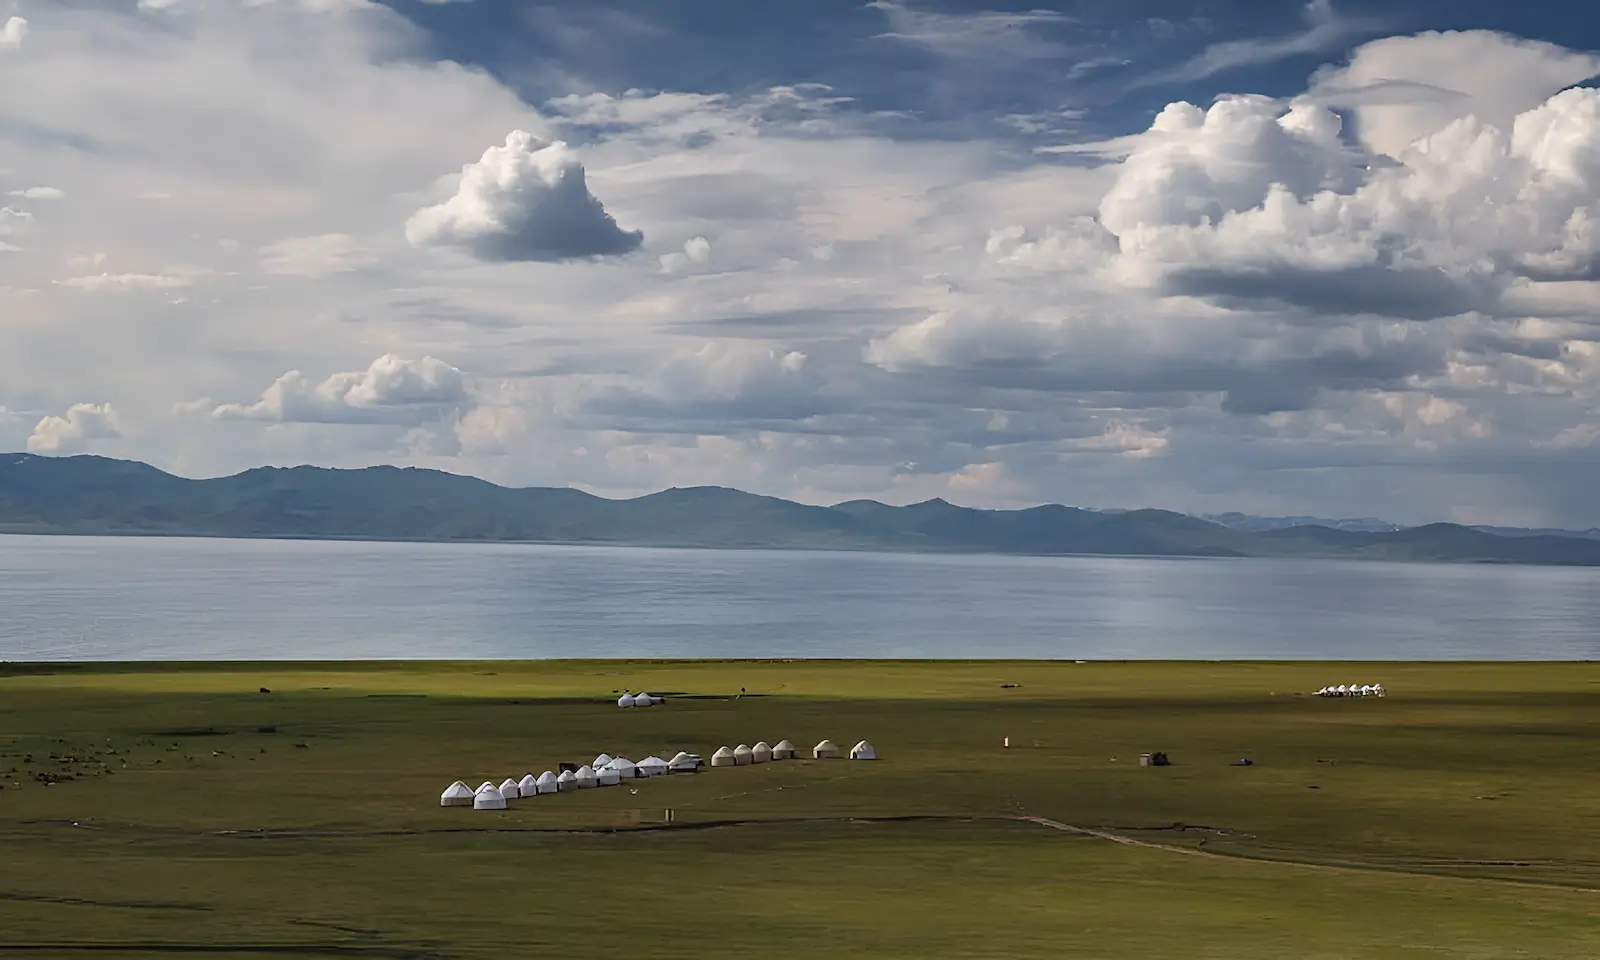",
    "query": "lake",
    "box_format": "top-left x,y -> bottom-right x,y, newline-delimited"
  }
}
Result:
0,535 -> 1596,661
